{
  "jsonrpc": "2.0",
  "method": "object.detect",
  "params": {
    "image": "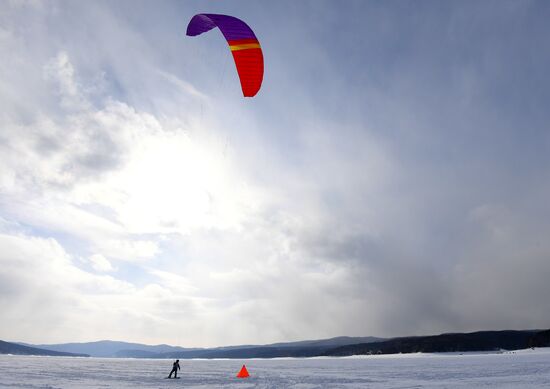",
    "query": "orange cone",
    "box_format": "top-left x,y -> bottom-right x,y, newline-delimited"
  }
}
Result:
236,364 -> 249,378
